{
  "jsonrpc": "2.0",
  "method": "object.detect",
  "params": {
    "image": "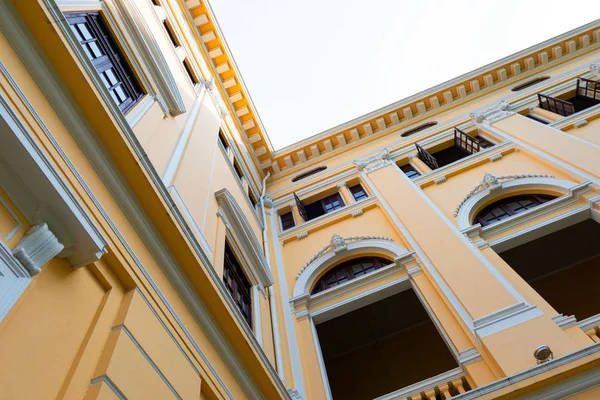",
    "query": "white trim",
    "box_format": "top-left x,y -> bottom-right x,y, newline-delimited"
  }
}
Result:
162,90 -> 205,186
293,238 -> 408,298
473,302 -> 544,338
0,195 -> 23,241
269,210 -> 306,398
167,186 -> 213,259
0,4 -> 287,397
456,177 -> 581,230
126,95 -> 155,128
309,316 -> 333,400
359,169 -> 476,333
101,0 -> 186,116
0,241 -> 31,323
553,314 -> 578,330
252,285 -> 262,345
455,342 -> 600,399
216,189 -> 273,288
13,223 -> 64,276
375,368 -> 465,400
578,313 -> 600,332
